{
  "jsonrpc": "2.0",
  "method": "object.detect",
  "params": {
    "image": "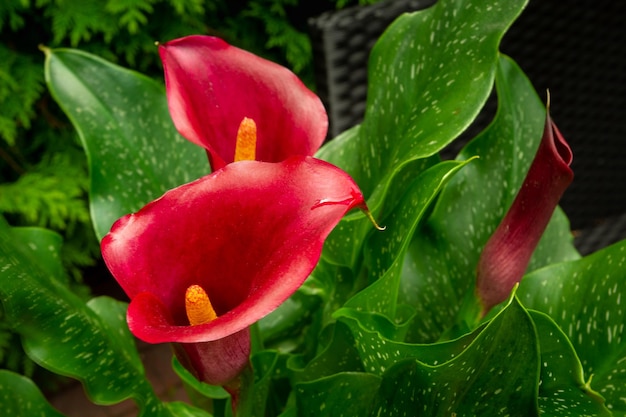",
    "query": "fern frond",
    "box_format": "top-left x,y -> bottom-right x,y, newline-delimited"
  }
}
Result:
0,0 -> 28,32
106,0 -> 155,34
45,0 -> 118,46
0,45 -> 45,146
244,1 -> 311,73
0,151 -> 89,230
